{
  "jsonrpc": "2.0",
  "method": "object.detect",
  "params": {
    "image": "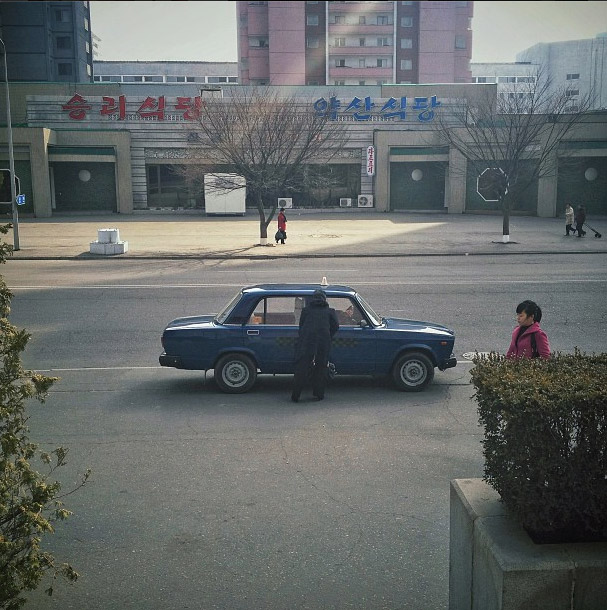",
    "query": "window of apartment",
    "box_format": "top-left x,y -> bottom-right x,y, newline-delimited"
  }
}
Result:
359,58 -> 366,68
307,37 -> 320,48
455,35 -> 466,49
123,75 -> 143,82
517,76 -> 535,83
248,1 -> 267,5
208,77 -> 228,83
84,17 -> 89,31
377,37 -> 390,47
144,75 -> 164,82
400,59 -> 412,70
54,8 -> 71,22
228,77 -> 238,83
335,59 -> 346,67
377,15 -> 389,25
359,38 -> 366,47
400,38 -> 413,49
57,63 -> 73,76
249,37 -> 268,48
241,58 -> 249,68
307,80 -> 320,85
359,16 -> 366,25
566,89 -> 580,97
85,40 -> 90,53
376,80 -> 387,85
401,1 -> 413,5
359,80 -> 365,85
334,80 -> 345,86
335,38 -> 346,47
498,76 -> 516,83
377,58 -> 388,68
334,15 -> 345,24
86,64 -> 91,76
307,14 -> 319,25
239,13 -> 248,25
56,36 -> 72,50
455,1 -> 468,6
566,73 -> 580,80
167,76 -> 186,82
401,16 -> 413,27
306,1 -> 319,3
